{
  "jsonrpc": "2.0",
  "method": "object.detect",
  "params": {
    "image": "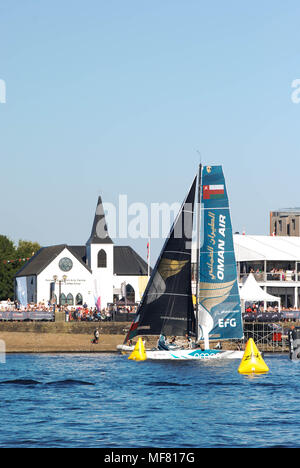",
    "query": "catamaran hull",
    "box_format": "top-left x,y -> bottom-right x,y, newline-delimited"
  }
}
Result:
145,349 -> 244,360
117,344 -> 134,352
